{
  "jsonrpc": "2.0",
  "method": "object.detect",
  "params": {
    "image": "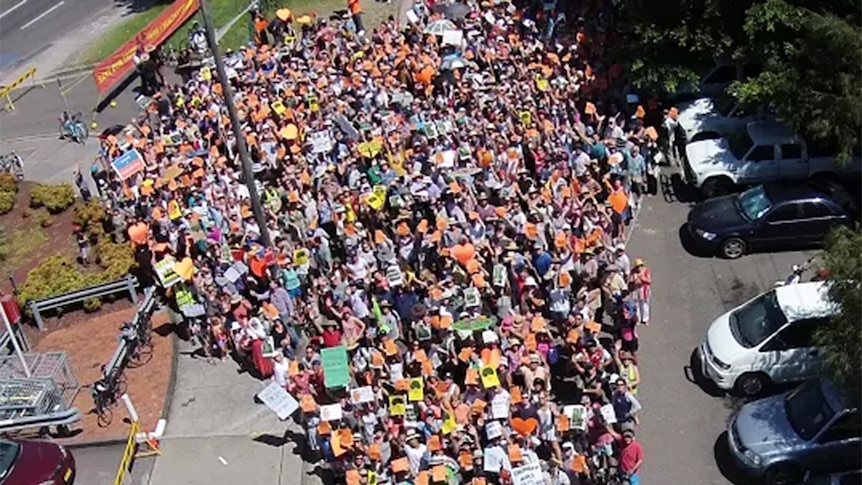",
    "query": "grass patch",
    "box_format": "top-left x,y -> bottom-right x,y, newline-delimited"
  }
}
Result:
0,223 -> 48,276
81,5 -> 168,64
80,0 -> 251,64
